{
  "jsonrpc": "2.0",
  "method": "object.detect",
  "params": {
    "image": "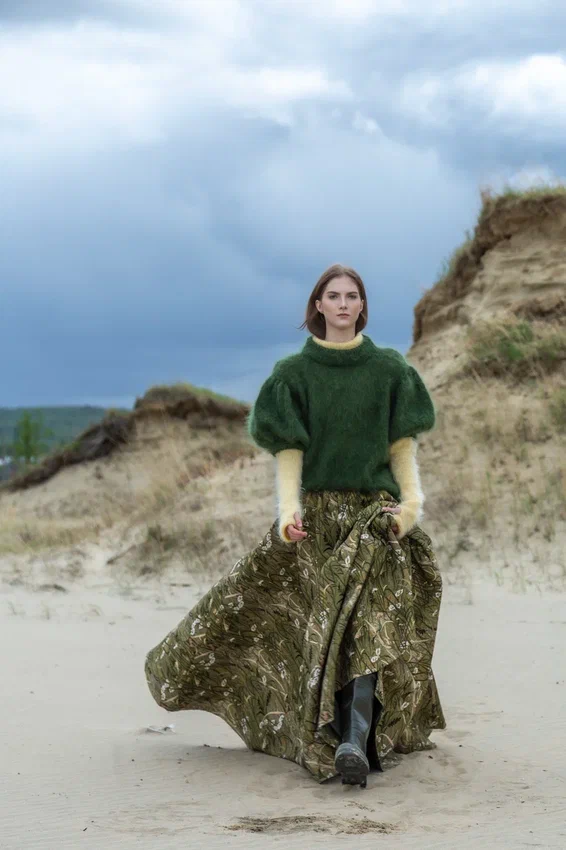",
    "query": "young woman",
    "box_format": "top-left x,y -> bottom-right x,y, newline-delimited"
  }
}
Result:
145,264 -> 446,788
